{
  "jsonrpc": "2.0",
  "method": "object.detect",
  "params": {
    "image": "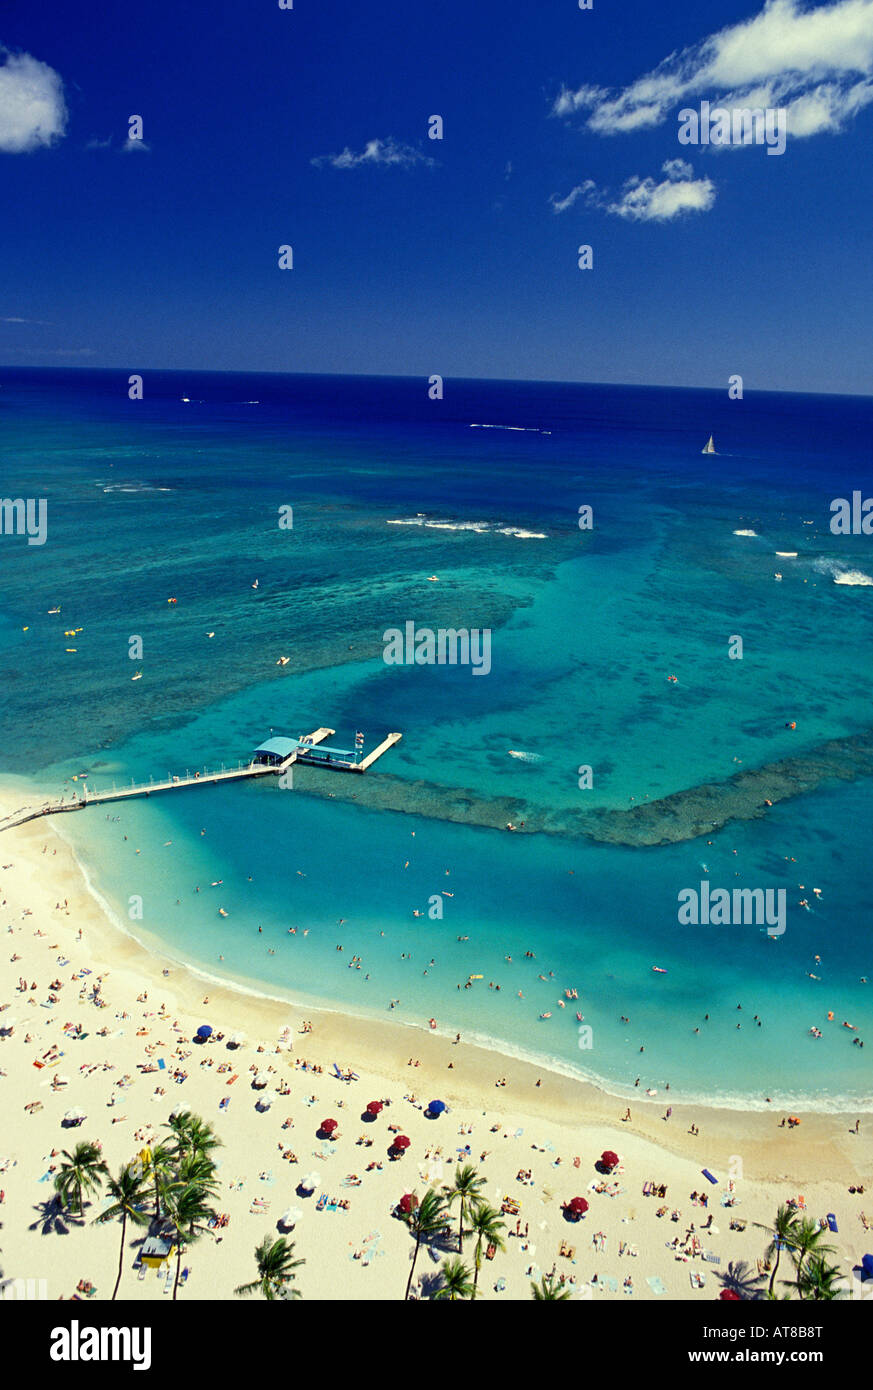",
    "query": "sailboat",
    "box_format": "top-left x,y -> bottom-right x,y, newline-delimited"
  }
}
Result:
702,435 -> 716,455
